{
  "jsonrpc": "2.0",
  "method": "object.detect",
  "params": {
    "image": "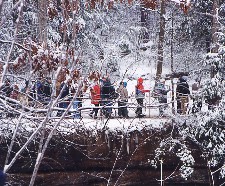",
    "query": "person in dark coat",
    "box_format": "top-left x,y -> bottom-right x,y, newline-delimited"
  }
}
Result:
58,81 -> 70,116
0,79 -> 12,97
42,77 -> 52,104
176,76 -> 190,114
100,77 -> 115,118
